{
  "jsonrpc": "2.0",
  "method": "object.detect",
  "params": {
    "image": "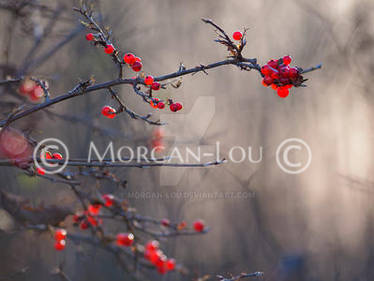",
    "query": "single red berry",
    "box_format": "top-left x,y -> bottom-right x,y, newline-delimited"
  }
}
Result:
283,55 -> 292,65
157,102 -> 165,109
261,65 -> 272,76
157,264 -> 167,275
116,233 -> 134,247
52,152 -> 63,160
193,219 -> 205,232
277,87 -> 289,98
104,44 -> 114,54
45,151 -> 53,159
271,71 -> 280,80
55,229 -> 67,241
150,98 -> 160,109
132,61 -> 142,72
145,240 -> 159,251
232,31 -> 243,41
73,214 -> 81,223
155,254 -> 167,268
151,82 -> 161,91
123,53 -> 136,65
170,103 -> 178,112
80,220 -> 89,230
102,194 -> 115,207
144,75 -> 154,86
134,56 -> 142,63
175,103 -> 182,111
29,85 -> 43,101
263,76 -> 273,86
271,84 -> 278,90
289,67 -> 299,79
54,239 -> 66,251
267,59 -> 278,69
101,106 -> 116,119
166,259 -> 176,271
161,218 -> 170,226
279,66 -> 290,78
88,204 -> 101,216
177,221 -> 187,230
87,215 -> 99,226
85,33 -> 94,41
36,167 -> 45,175
19,80 -> 36,95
